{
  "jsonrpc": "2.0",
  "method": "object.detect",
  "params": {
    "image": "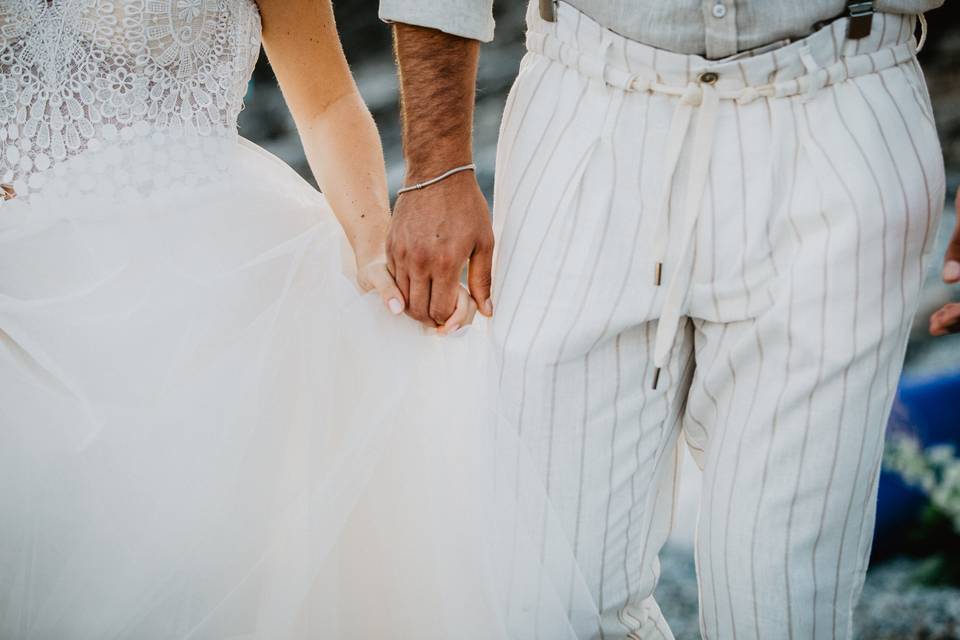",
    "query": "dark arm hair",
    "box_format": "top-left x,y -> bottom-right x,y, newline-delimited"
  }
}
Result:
392,23 -> 480,183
